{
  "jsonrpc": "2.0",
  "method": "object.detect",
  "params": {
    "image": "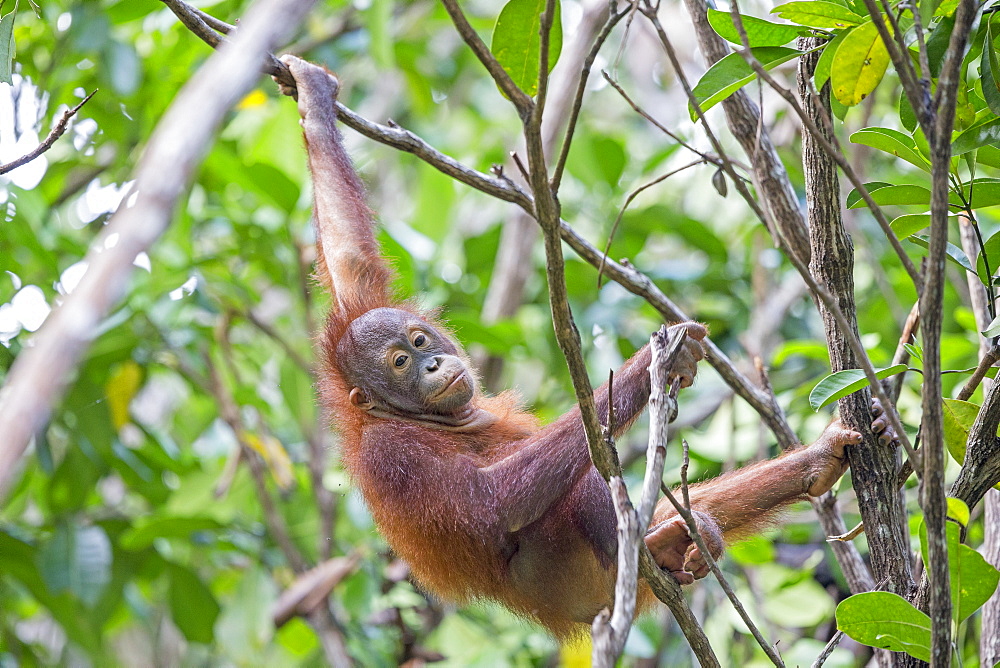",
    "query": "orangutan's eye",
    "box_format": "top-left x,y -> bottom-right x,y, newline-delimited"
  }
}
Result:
393,353 -> 408,368
413,333 -> 427,347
